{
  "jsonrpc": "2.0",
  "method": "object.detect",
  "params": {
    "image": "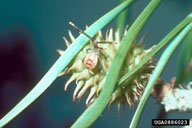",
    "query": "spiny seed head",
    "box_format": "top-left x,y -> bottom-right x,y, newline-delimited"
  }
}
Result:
58,25 -> 156,115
